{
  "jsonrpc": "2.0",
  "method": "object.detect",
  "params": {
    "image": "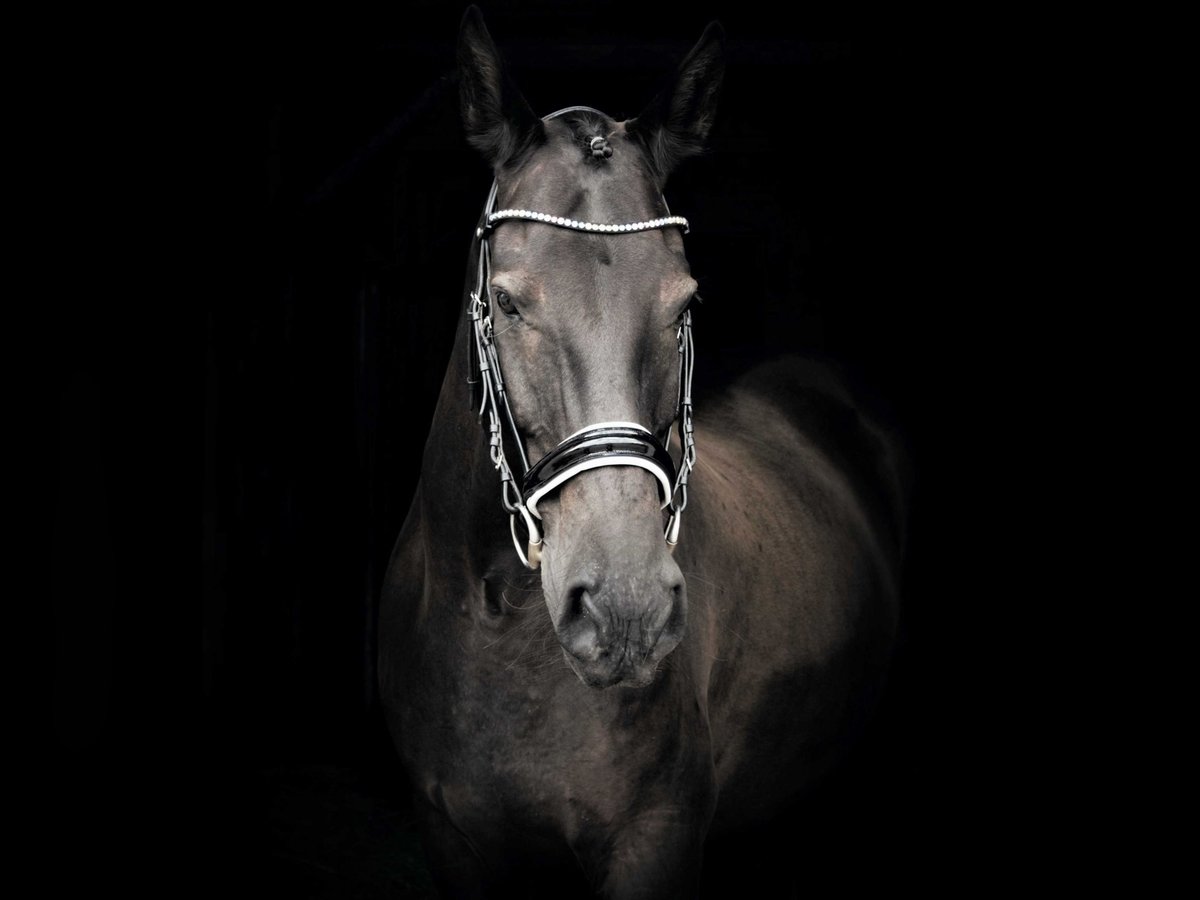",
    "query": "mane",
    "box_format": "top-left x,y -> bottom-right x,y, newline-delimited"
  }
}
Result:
552,110 -> 618,160
546,109 -> 666,191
